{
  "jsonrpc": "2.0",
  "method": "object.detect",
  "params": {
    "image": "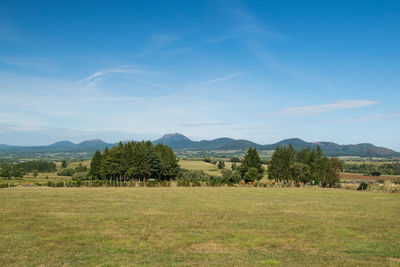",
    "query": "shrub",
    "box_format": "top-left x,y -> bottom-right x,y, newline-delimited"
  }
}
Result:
191,180 -> 201,187
244,167 -> 262,182
207,176 -> 224,186
72,172 -> 88,181
159,180 -> 171,187
177,180 -> 190,187
357,181 -> 369,191
179,170 -> 210,182
146,179 -> 158,187
57,168 -> 75,176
